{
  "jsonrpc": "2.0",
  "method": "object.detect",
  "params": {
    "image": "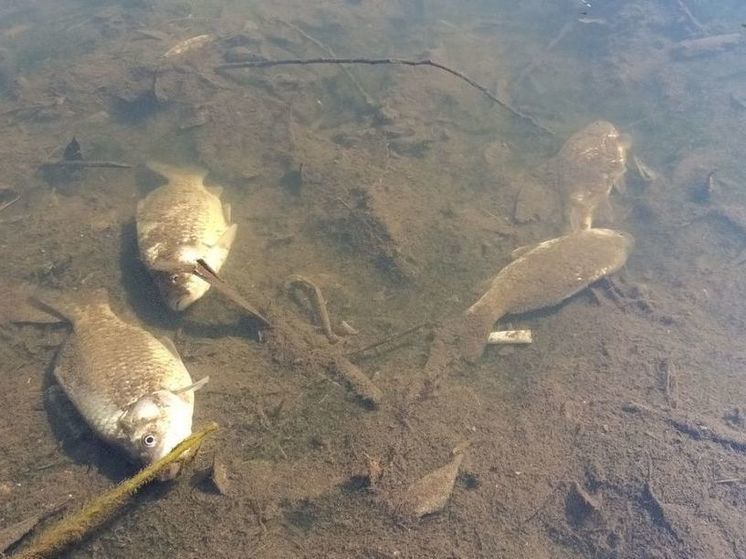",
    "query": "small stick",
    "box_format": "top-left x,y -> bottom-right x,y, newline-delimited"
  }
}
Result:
714,478 -> 743,484
273,18 -> 375,107
674,0 -> 704,31
0,192 -> 20,212
662,359 -> 679,409
345,321 -> 430,358
284,274 -> 339,344
39,160 -> 132,169
216,57 -> 553,136
327,354 -> 383,408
